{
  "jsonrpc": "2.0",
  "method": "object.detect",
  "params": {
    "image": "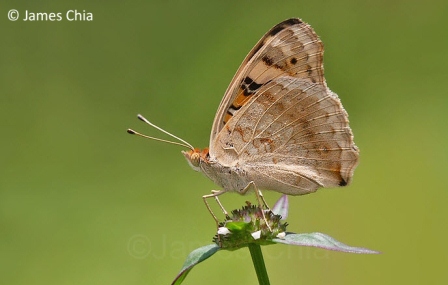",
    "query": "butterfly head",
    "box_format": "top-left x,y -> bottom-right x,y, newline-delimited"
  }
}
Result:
182,148 -> 210,172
